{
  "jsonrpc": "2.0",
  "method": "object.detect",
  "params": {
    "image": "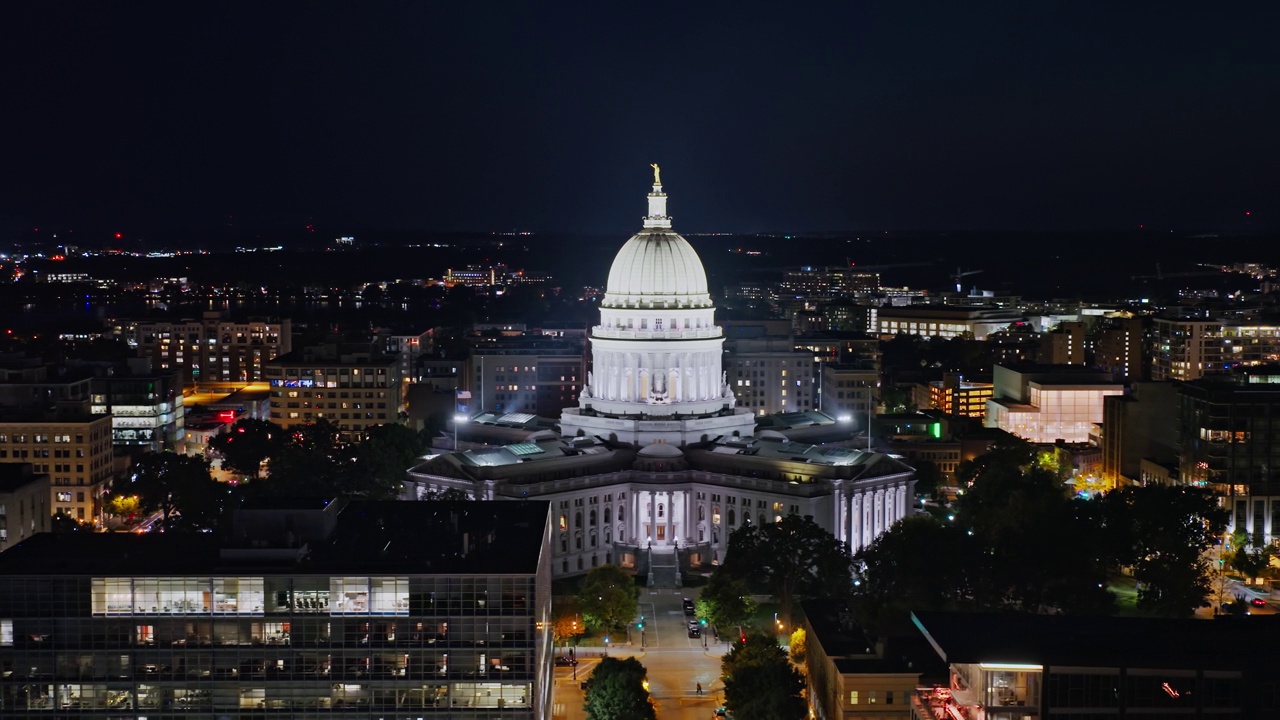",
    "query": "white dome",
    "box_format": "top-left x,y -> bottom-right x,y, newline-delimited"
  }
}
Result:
603,229 -> 711,308
637,442 -> 685,458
